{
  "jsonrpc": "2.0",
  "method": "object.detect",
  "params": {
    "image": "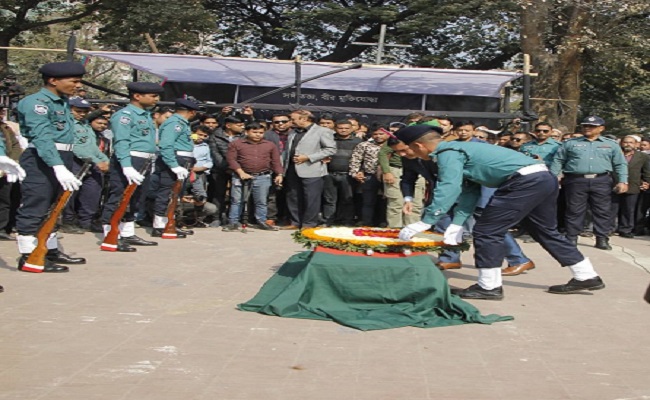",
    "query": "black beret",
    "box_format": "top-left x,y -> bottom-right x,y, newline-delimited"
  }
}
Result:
174,98 -> 201,111
394,124 -> 440,145
126,82 -> 165,94
38,62 -> 86,78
